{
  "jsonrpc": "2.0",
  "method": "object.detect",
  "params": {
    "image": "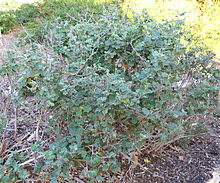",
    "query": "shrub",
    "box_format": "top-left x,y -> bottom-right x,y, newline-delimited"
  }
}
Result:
1,7 -> 219,182
0,10 -> 16,33
0,2 -> 39,34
